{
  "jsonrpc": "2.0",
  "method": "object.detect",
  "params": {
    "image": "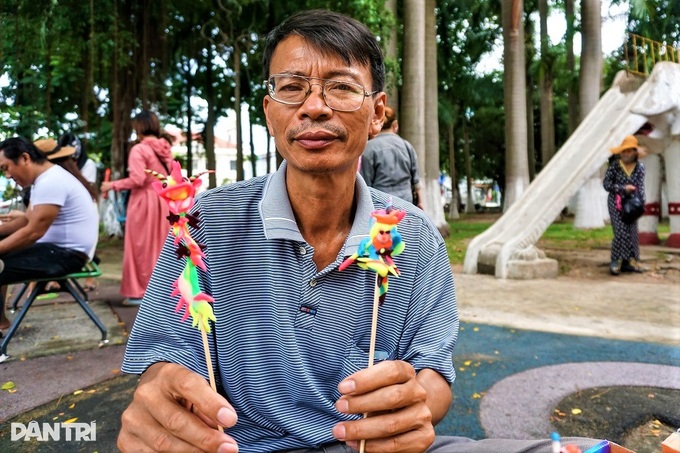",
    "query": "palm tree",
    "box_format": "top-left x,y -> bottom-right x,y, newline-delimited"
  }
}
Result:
539,0 -> 556,168
502,0 -> 530,210
425,0 -> 448,233
573,0 -> 605,229
401,0 -> 426,202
